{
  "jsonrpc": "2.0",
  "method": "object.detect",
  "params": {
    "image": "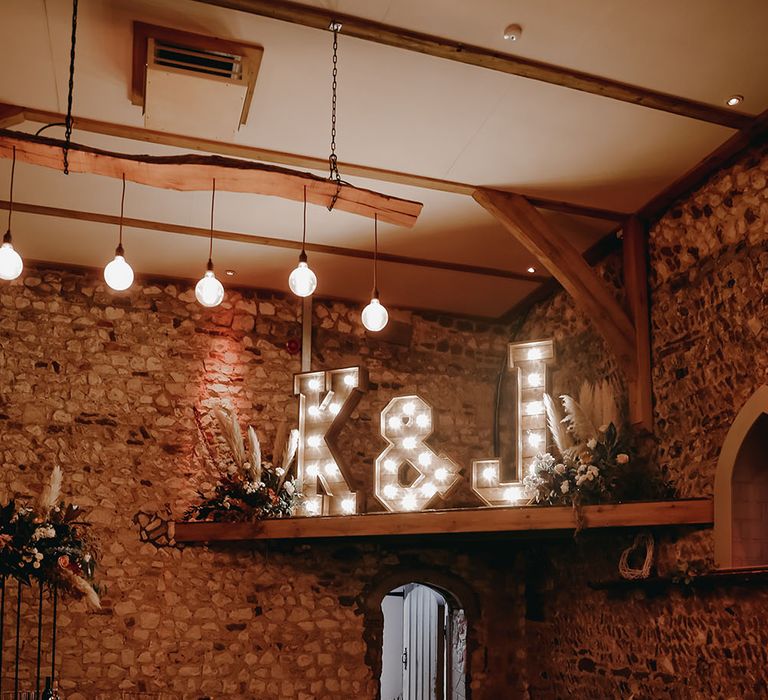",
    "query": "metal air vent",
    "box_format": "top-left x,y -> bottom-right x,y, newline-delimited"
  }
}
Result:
131,22 -> 263,139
